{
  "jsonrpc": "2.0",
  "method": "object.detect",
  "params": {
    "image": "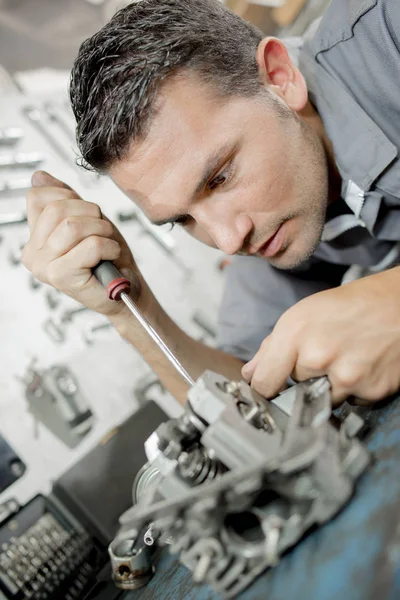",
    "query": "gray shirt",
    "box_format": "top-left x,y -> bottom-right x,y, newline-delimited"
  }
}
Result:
217,0 -> 400,361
